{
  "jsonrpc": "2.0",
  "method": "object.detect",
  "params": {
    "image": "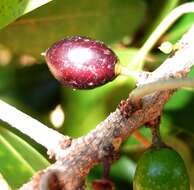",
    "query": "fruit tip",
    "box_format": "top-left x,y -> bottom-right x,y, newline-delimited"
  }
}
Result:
41,52 -> 46,56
